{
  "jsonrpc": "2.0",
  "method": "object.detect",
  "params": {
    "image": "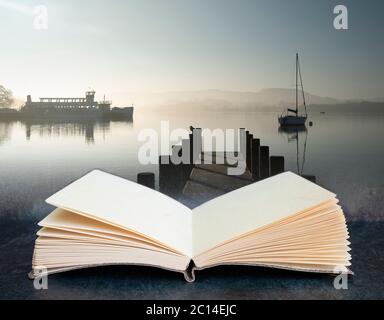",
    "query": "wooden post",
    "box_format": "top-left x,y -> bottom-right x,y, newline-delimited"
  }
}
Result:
137,172 -> 155,189
248,133 -> 253,171
270,156 -> 285,176
159,155 -> 193,199
251,138 -> 260,180
238,128 -> 246,165
246,131 -> 251,171
189,133 -> 194,164
159,155 -> 169,194
160,154 -> 180,197
260,146 -> 270,179
192,128 -> 202,165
